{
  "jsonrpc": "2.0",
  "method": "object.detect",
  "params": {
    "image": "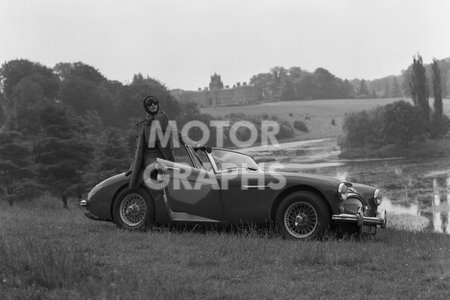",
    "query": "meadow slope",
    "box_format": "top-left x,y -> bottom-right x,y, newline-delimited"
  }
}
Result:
201,98 -> 450,141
